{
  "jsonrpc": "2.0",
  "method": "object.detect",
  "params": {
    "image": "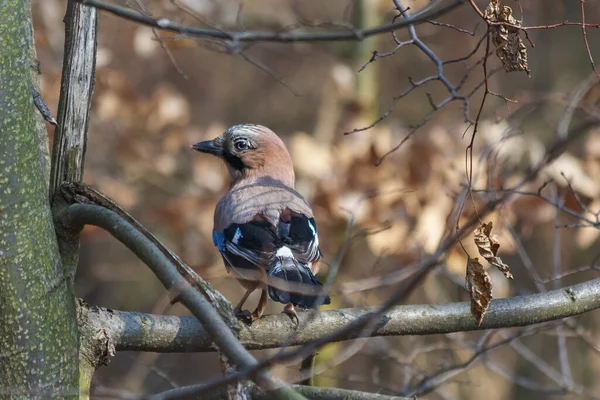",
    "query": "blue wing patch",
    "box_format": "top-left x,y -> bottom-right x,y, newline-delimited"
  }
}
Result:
232,227 -> 244,244
212,231 -> 226,252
